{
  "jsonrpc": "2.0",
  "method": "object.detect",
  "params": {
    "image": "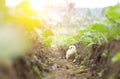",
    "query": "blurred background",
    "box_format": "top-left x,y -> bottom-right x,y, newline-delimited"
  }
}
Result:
0,0 -> 120,61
